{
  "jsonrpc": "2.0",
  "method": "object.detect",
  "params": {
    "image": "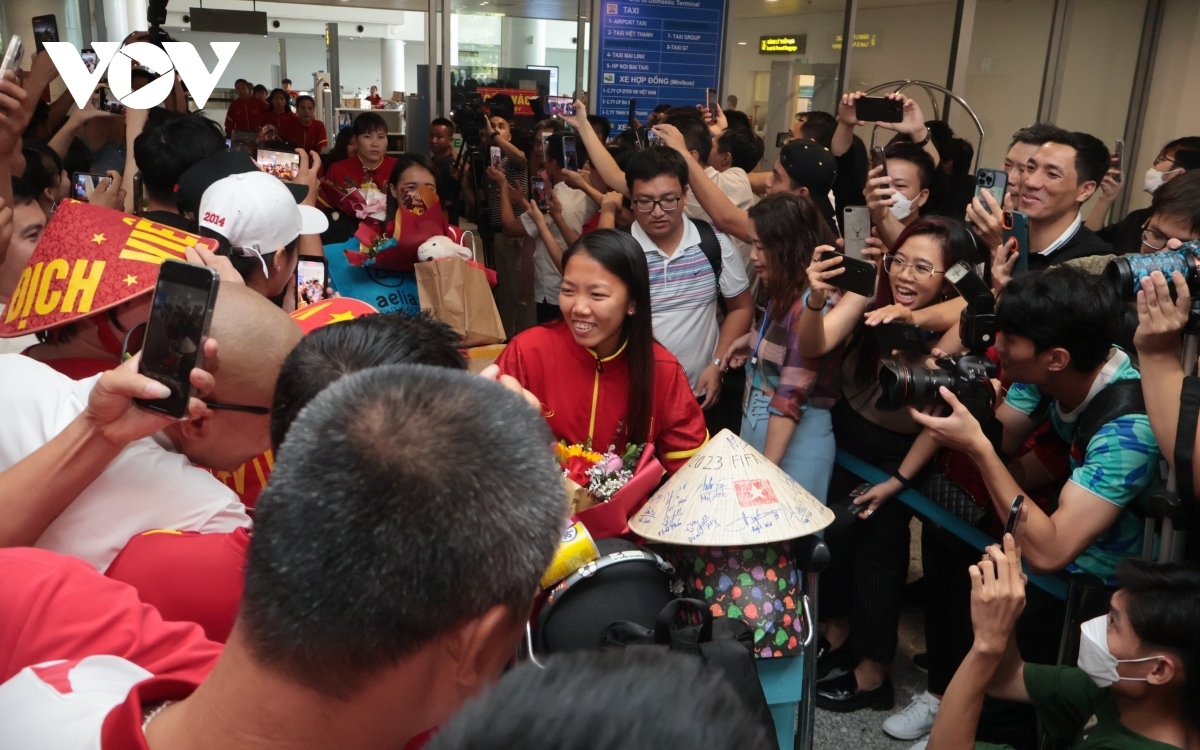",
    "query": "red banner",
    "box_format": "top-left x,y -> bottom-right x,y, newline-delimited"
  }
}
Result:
478,87 -> 539,117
